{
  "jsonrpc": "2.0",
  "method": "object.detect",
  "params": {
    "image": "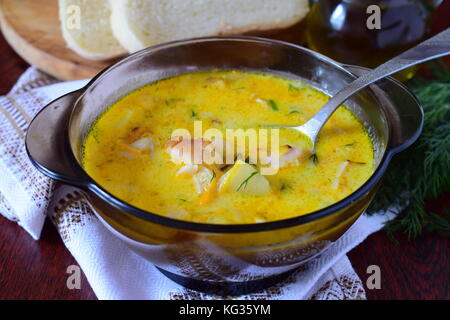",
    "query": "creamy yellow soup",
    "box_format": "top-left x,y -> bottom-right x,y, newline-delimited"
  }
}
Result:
83,70 -> 374,224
